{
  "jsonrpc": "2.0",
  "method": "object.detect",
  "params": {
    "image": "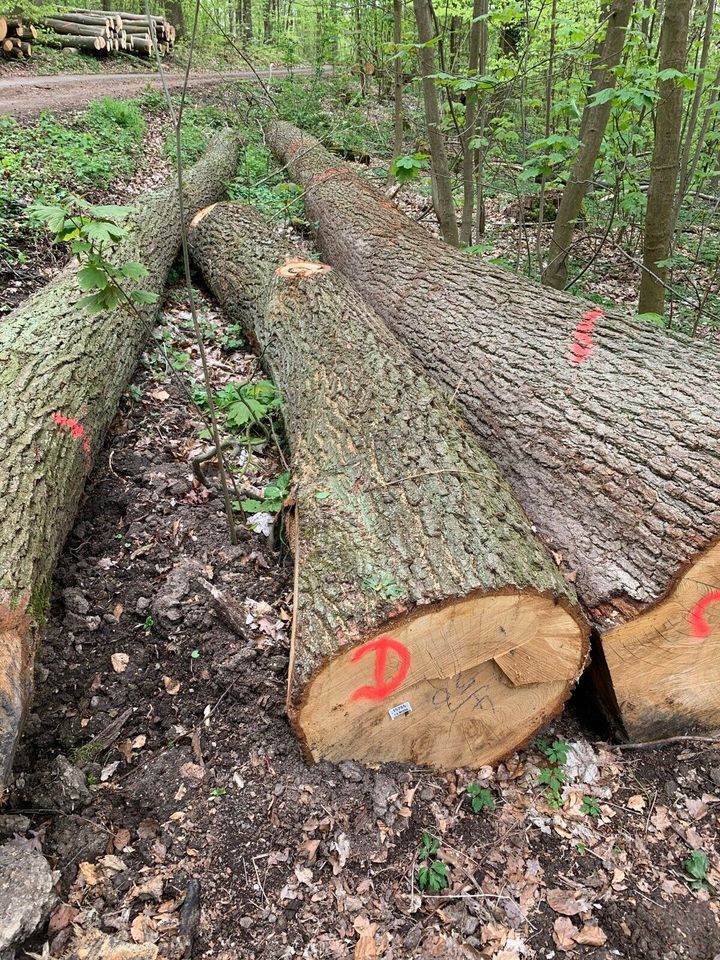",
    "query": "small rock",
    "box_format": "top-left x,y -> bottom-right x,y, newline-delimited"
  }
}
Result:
30,756 -> 91,812
709,767 -> 720,788
339,760 -> 363,783
0,815 -> 30,839
373,774 -> 397,819
0,842 -> 57,956
63,589 -> 89,615
135,597 -> 150,613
